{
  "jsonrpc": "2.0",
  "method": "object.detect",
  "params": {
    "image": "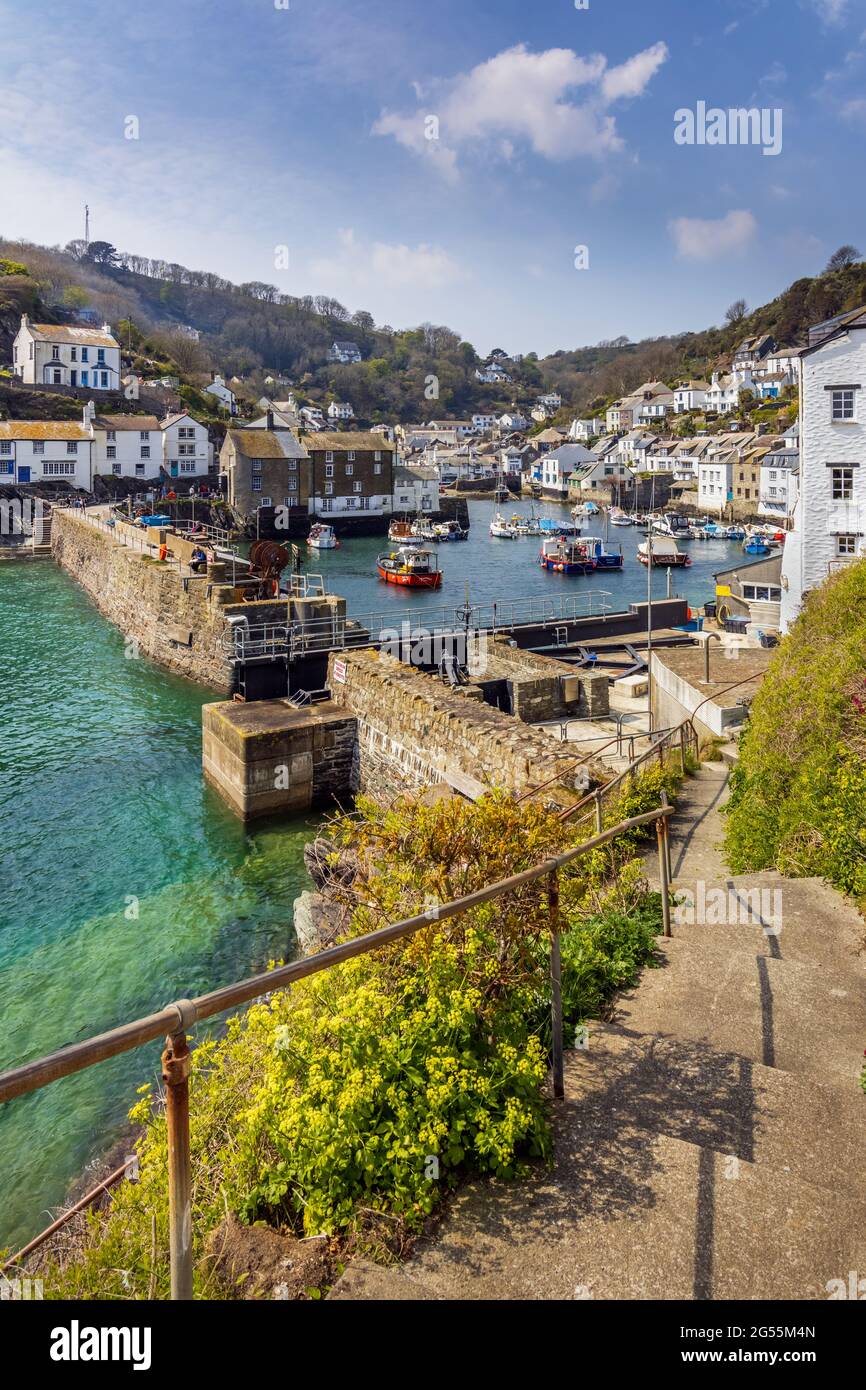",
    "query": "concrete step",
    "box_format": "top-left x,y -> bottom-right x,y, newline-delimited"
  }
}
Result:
564,1023 -> 866,1196
665,873 -> 866,976
616,936 -> 866,1089
329,1121 -> 866,1301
